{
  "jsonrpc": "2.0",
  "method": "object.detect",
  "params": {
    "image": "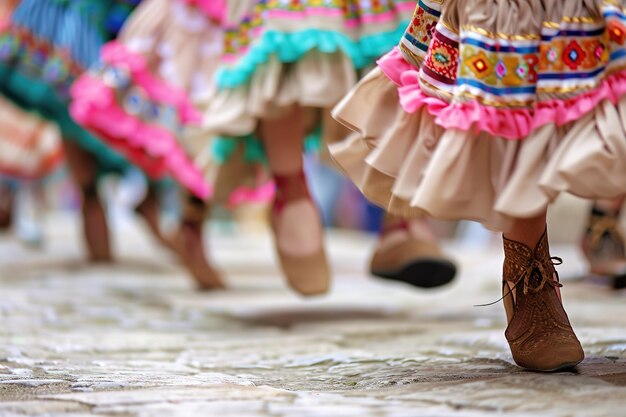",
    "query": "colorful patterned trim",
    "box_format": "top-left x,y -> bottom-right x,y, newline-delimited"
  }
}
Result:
218,0 -> 416,88
217,23 -> 409,89
263,3 -> 415,29
10,0 -> 110,68
258,0 -> 416,22
0,25 -> 84,99
379,47 -> 626,140
400,0 -> 443,65
410,5 -> 626,107
421,22 -> 458,87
